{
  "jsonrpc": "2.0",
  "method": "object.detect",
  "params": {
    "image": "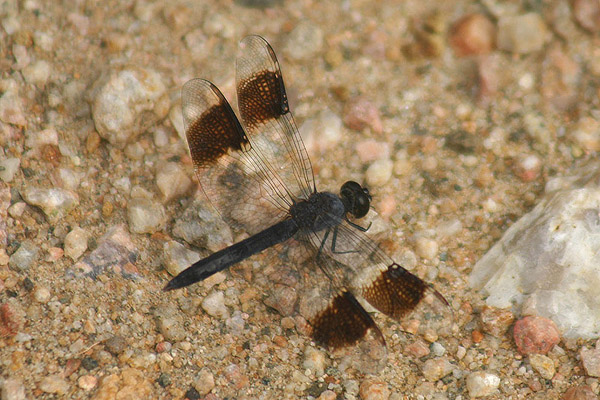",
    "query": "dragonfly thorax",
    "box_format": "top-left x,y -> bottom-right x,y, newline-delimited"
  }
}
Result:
290,192 -> 345,231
